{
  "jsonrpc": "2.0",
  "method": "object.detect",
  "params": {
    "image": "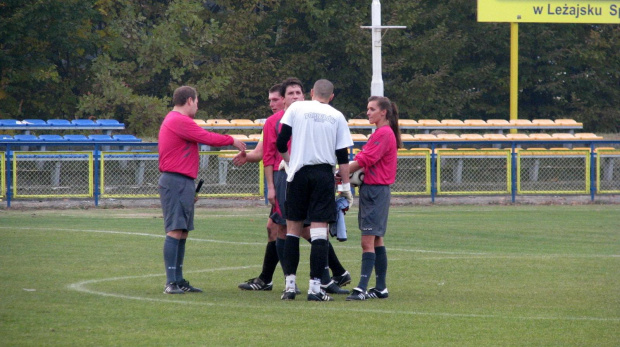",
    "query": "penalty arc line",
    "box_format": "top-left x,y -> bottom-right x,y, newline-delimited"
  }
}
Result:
14,225 -> 613,322
67,267 -> 620,323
